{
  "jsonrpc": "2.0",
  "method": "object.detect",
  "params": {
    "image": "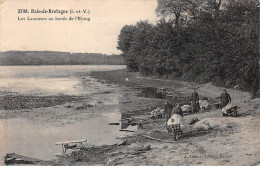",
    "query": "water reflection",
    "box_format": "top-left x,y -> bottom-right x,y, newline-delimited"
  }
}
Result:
0,65 -> 125,96
0,112 -> 137,165
0,65 -> 128,165
137,87 -> 165,99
